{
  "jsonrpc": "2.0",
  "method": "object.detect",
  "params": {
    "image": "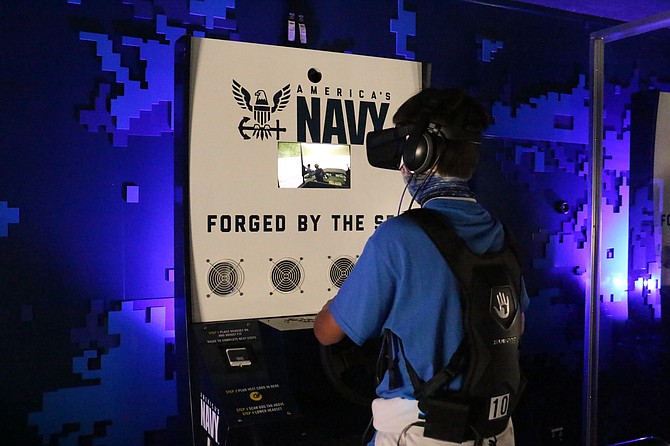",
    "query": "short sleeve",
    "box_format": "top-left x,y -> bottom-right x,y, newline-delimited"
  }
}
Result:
329,228 -> 398,345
